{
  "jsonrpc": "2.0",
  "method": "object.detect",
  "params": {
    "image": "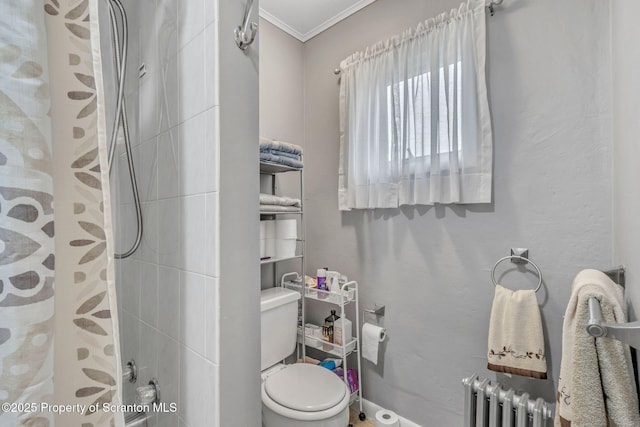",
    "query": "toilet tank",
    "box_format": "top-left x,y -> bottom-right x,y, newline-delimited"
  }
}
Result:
260,287 -> 301,371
